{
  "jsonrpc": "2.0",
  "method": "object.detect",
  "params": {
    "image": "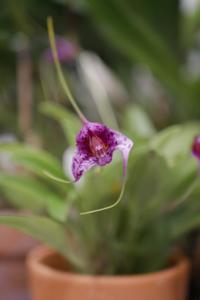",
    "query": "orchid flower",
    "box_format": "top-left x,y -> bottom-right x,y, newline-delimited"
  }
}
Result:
72,122 -> 133,182
44,37 -> 78,63
192,135 -> 200,177
192,136 -> 200,161
46,17 -> 133,215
